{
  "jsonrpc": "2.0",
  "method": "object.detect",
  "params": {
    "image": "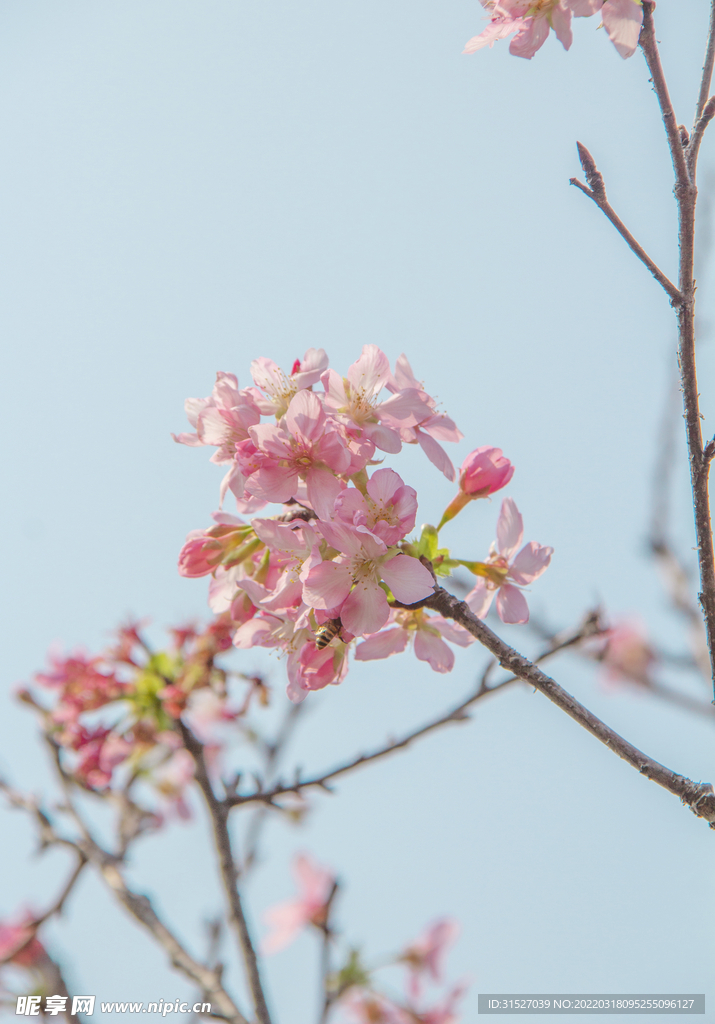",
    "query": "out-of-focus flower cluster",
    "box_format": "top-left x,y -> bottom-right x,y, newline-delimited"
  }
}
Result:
23,619 -> 265,806
175,347 -> 554,702
464,0 -> 644,61
261,854 -> 467,1024
0,914 -> 57,1005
